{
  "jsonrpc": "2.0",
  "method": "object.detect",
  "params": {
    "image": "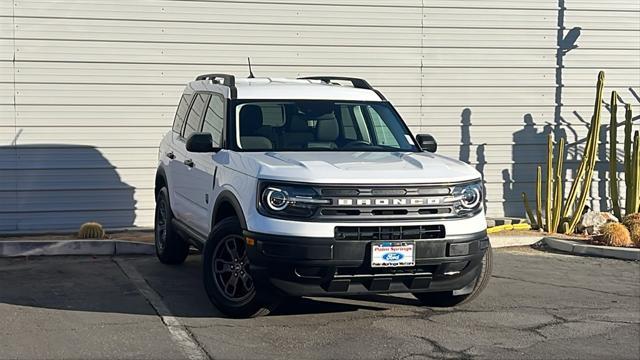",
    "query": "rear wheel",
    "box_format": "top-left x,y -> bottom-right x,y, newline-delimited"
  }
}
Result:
413,244 -> 492,307
203,217 -> 279,318
154,187 -> 189,265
